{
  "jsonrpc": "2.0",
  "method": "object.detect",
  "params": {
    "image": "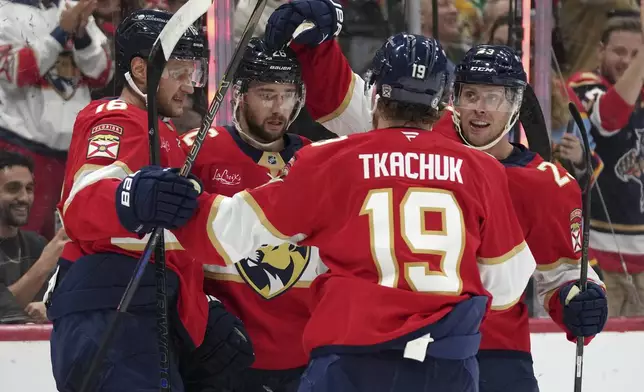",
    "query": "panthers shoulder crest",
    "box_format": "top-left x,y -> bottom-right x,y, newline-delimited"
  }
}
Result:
235,243 -> 311,299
